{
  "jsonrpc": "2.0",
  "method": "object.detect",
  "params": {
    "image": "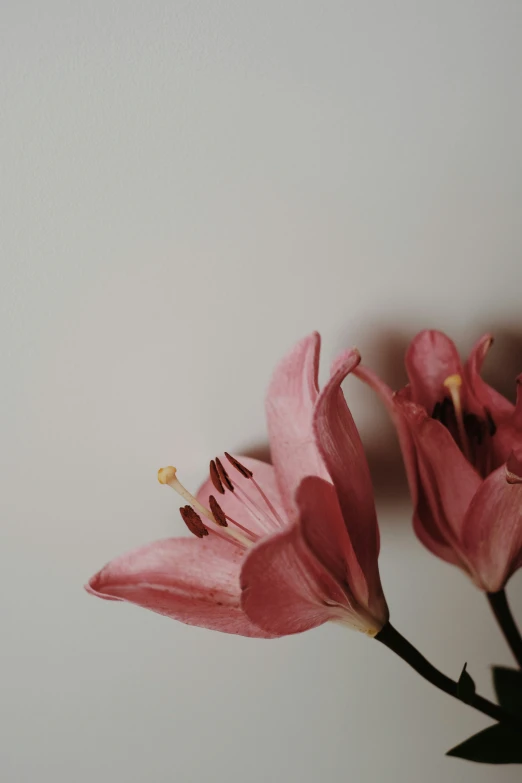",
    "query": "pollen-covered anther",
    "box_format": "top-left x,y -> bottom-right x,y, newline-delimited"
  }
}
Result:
208,495 -> 228,526
158,465 -> 215,521
224,452 -> 253,478
179,506 -> 209,538
215,457 -> 234,491
209,460 -> 225,494
158,464 -> 253,546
